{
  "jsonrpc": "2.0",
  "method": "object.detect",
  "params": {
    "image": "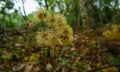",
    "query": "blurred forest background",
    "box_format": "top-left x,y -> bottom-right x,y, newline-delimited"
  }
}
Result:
0,0 -> 120,72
